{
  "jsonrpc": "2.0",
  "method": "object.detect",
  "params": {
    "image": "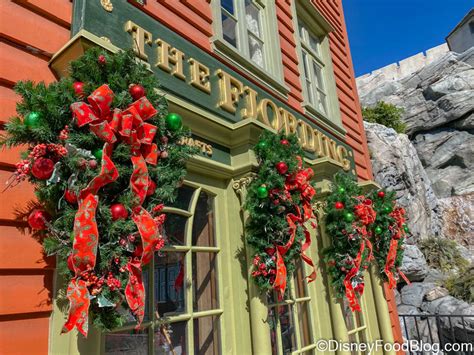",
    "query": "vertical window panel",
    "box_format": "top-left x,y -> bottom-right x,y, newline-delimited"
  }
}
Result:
297,302 -> 312,347
155,321 -> 187,355
193,316 -> 220,355
221,0 -> 234,14
155,252 -> 186,317
192,252 -> 218,312
192,192 -> 215,247
245,0 -> 261,37
279,305 -> 296,354
249,35 -> 264,67
221,12 -> 237,47
168,185 -> 195,211
164,214 -> 187,246
295,260 -> 308,298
